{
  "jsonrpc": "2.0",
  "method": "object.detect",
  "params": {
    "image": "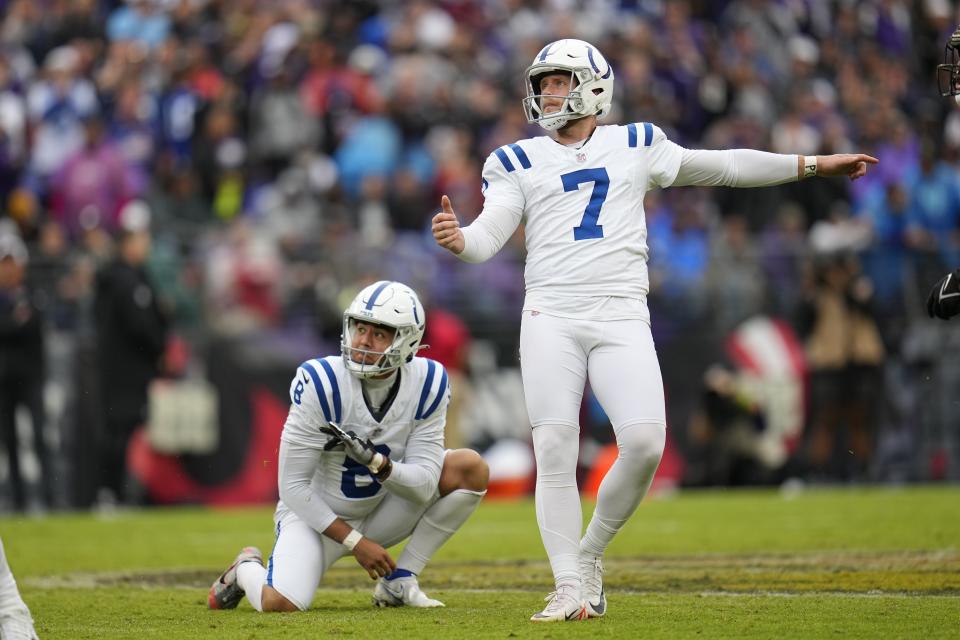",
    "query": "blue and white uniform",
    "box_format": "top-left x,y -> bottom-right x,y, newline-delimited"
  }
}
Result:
456,121 -> 800,596
467,123 -> 798,322
461,123 -> 799,430
269,355 -> 449,610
